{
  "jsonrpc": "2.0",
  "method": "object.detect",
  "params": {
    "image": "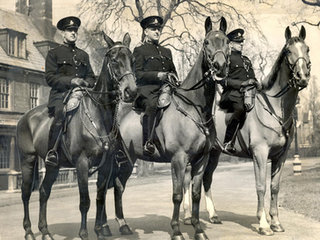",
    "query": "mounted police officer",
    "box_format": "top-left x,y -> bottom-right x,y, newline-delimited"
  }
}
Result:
219,28 -> 260,153
45,16 -> 96,166
133,16 -> 178,156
